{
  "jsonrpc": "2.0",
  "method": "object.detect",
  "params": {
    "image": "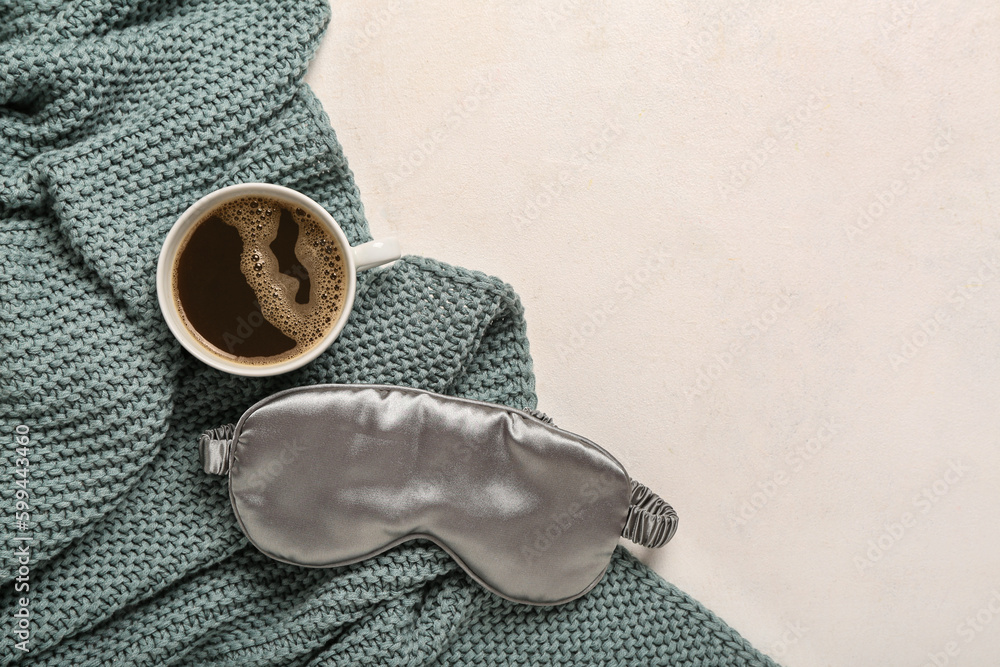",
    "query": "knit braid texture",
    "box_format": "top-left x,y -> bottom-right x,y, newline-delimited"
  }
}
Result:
0,1 -> 780,665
